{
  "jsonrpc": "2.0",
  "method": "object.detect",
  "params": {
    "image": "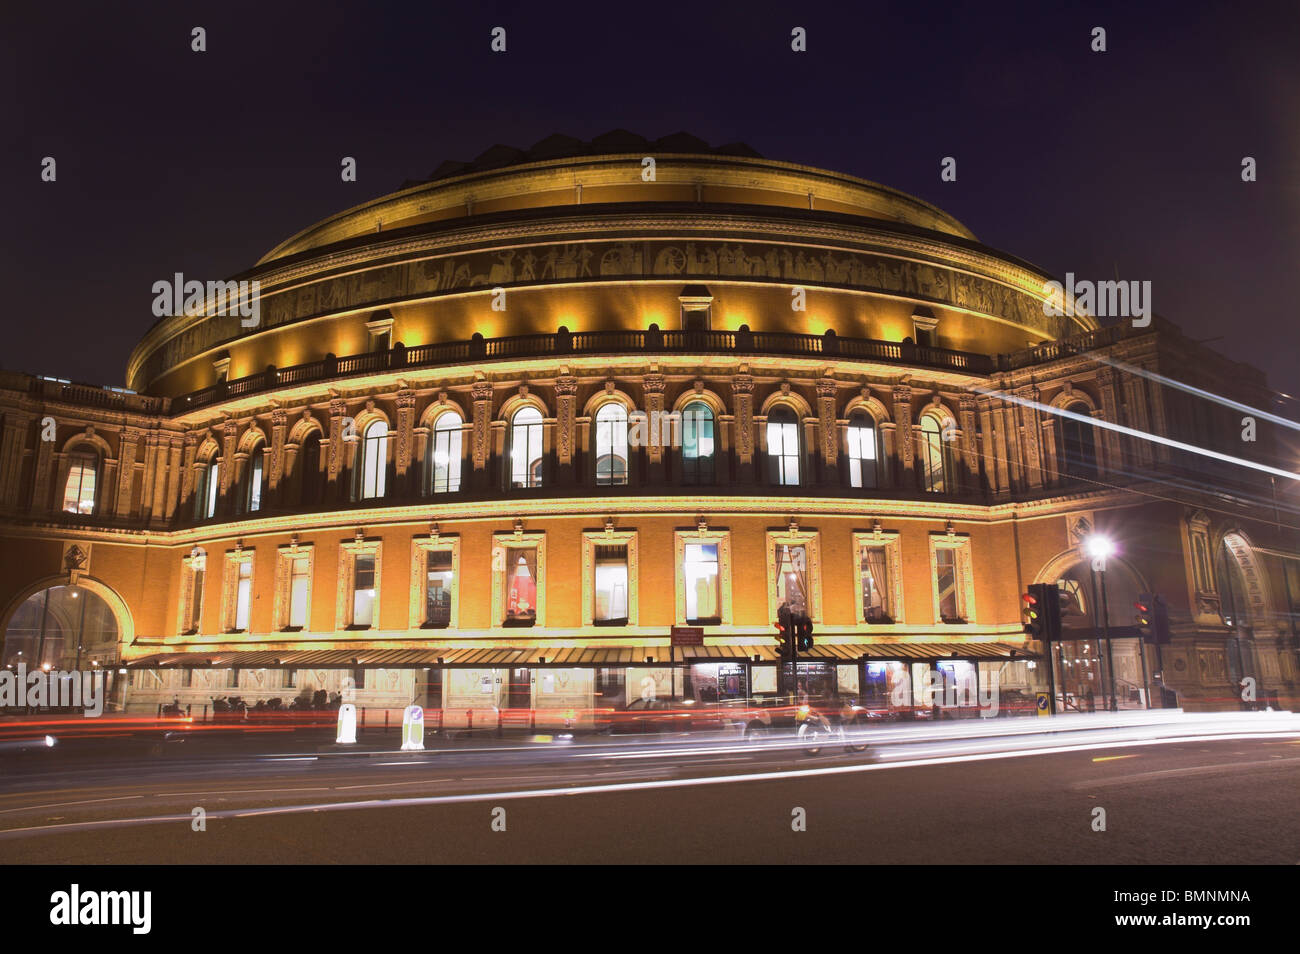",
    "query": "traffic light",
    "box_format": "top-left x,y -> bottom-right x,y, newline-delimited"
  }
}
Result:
1023,583 -> 1062,641
1134,594 -> 1153,640
775,604 -> 793,656
1022,590 -> 1043,639
795,614 -> 814,652
1136,594 -> 1172,644
1152,596 -> 1171,645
